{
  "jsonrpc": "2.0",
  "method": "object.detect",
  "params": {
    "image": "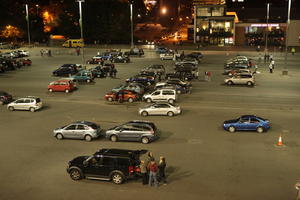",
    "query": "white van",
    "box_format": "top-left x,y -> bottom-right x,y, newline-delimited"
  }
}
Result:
143,89 -> 177,104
